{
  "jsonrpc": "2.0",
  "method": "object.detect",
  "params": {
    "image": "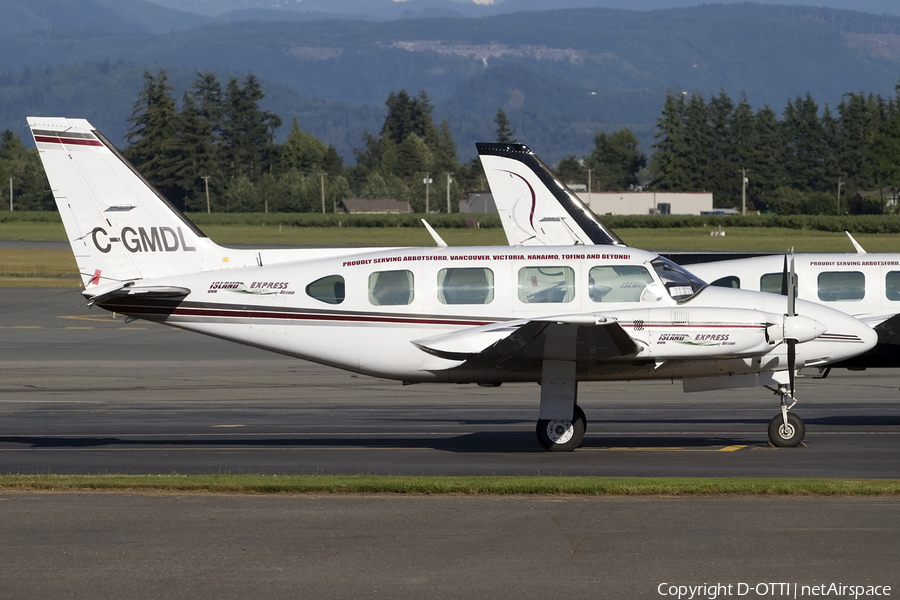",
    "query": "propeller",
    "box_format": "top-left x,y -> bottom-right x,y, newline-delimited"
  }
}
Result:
781,249 -> 797,399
